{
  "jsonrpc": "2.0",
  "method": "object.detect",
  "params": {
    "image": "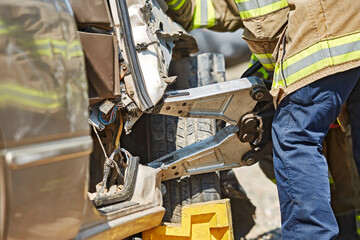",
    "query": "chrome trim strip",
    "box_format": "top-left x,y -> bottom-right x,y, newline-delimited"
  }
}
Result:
3,135 -> 93,169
